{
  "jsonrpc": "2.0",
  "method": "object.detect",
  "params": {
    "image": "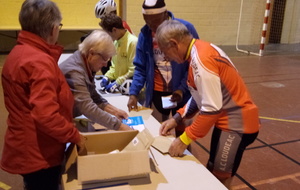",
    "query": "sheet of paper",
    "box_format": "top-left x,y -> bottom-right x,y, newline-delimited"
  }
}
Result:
161,95 -> 177,109
151,136 -> 174,154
